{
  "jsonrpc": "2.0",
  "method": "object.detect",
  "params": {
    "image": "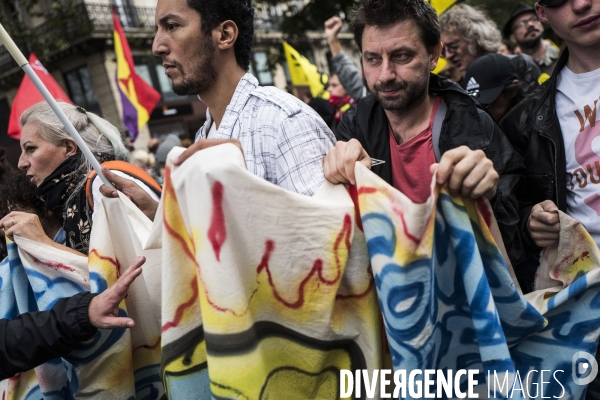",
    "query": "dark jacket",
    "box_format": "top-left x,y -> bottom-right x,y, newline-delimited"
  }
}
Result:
338,74 -> 525,263
0,292 -> 98,380
499,49 -> 570,291
502,48 -> 600,399
507,53 -> 542,96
